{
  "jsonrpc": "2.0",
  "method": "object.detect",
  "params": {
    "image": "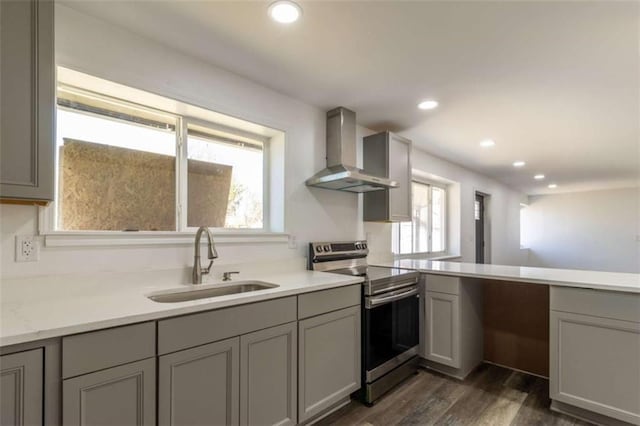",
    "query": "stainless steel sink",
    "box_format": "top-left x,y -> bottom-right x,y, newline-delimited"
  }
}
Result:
148,281 -> 279,303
